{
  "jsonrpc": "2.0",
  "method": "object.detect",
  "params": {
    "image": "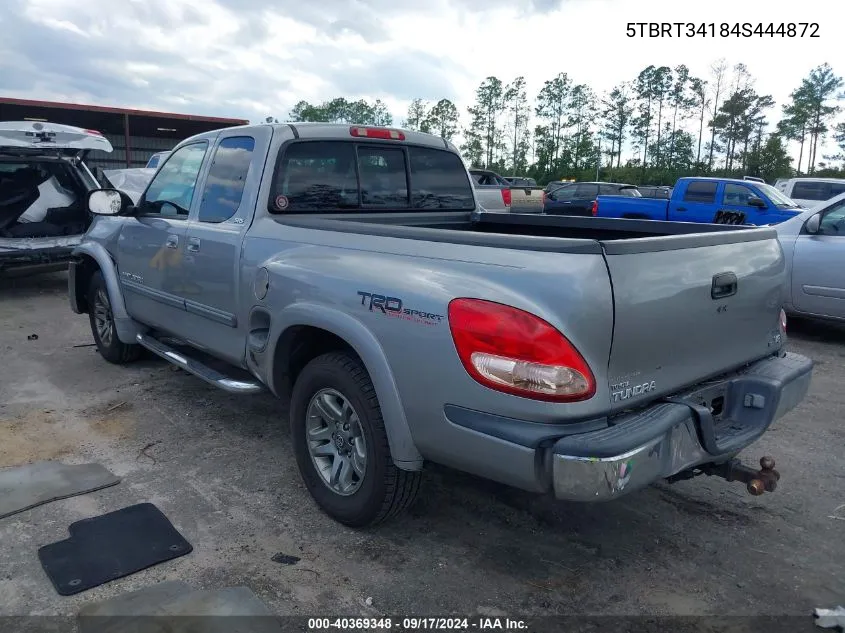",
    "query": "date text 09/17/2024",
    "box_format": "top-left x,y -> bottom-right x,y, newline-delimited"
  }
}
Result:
307,617 -> 528,631
626,22 -> 820,38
